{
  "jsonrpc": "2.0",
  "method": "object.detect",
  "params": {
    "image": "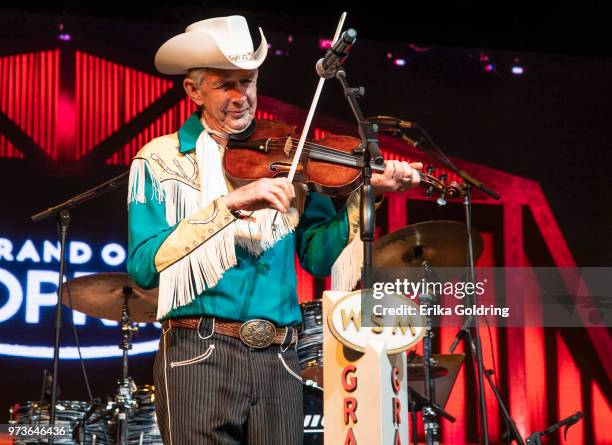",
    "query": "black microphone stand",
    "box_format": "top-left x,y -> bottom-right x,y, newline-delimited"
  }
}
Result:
455,320 -> 525,444
483,369 -> 524,445
333,67 -> 383,290
462,183 -> 491,444
29,171 -> 129,441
